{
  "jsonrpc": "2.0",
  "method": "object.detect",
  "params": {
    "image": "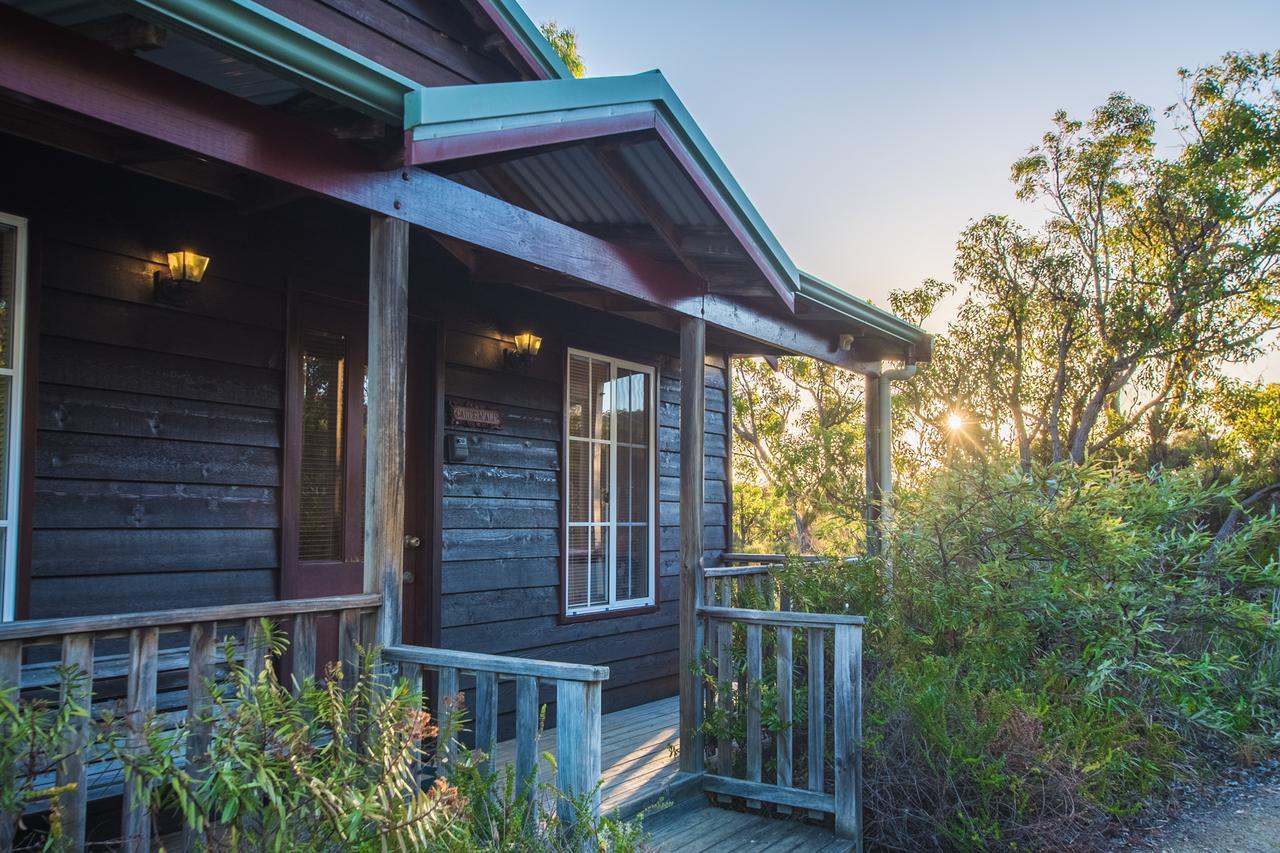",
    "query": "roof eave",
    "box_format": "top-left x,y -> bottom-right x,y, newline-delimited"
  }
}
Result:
115,0 -> 416,123
796,271 -> 932,359
404,73 -> 800,308
471,0 -> 574,81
